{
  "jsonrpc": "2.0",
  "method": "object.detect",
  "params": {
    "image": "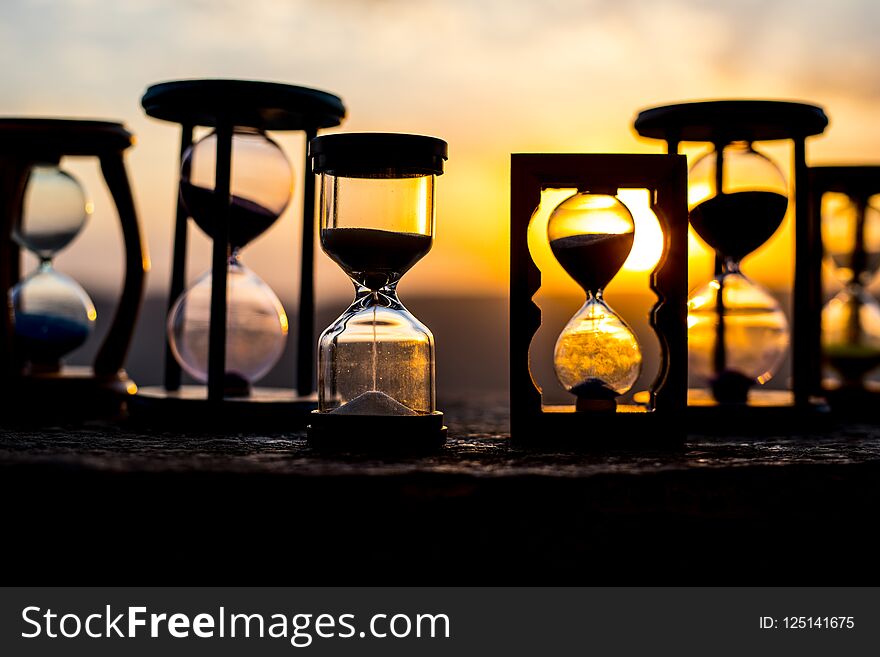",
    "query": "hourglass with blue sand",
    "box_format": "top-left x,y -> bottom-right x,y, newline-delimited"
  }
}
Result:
12,164 -> 96,370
